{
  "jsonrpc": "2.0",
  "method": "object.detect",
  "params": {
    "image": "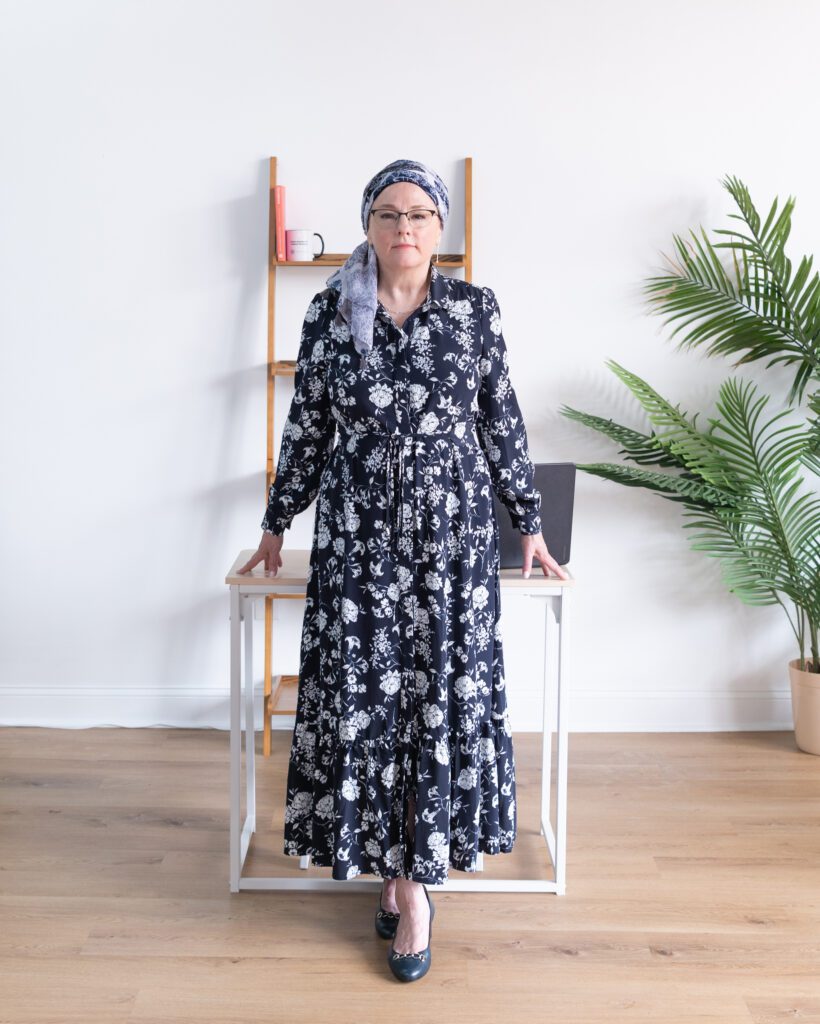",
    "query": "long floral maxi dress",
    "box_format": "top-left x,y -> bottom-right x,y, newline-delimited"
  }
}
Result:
261,264 -> 542,885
